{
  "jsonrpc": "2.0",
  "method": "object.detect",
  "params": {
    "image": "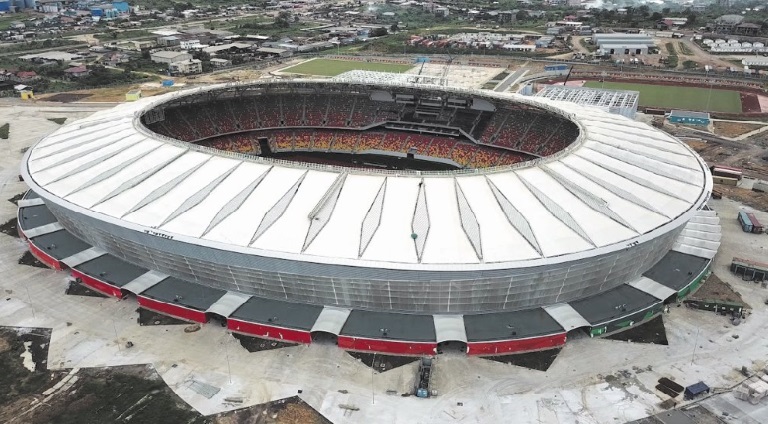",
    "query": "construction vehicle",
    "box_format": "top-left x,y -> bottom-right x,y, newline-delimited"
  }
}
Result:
415,357 -> 433,398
